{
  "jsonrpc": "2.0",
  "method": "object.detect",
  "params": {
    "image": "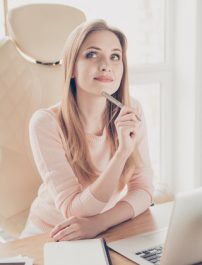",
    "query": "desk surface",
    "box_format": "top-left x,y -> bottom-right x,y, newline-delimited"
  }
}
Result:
0,202 -> 173,265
